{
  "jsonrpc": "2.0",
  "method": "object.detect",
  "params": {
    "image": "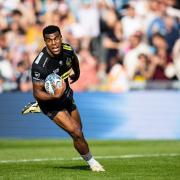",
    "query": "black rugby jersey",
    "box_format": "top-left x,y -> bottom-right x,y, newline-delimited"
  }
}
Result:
31,43 -> 76,102
32,43 -> 75,84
